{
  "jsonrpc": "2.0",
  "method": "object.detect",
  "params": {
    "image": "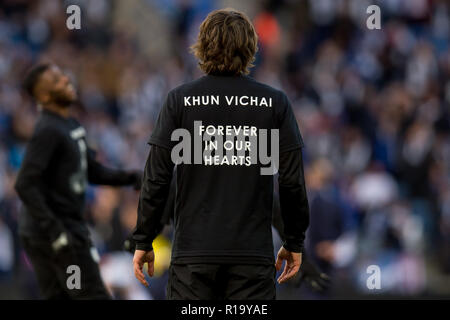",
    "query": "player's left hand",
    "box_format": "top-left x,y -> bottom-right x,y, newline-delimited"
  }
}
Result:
275,247 -> 302,284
